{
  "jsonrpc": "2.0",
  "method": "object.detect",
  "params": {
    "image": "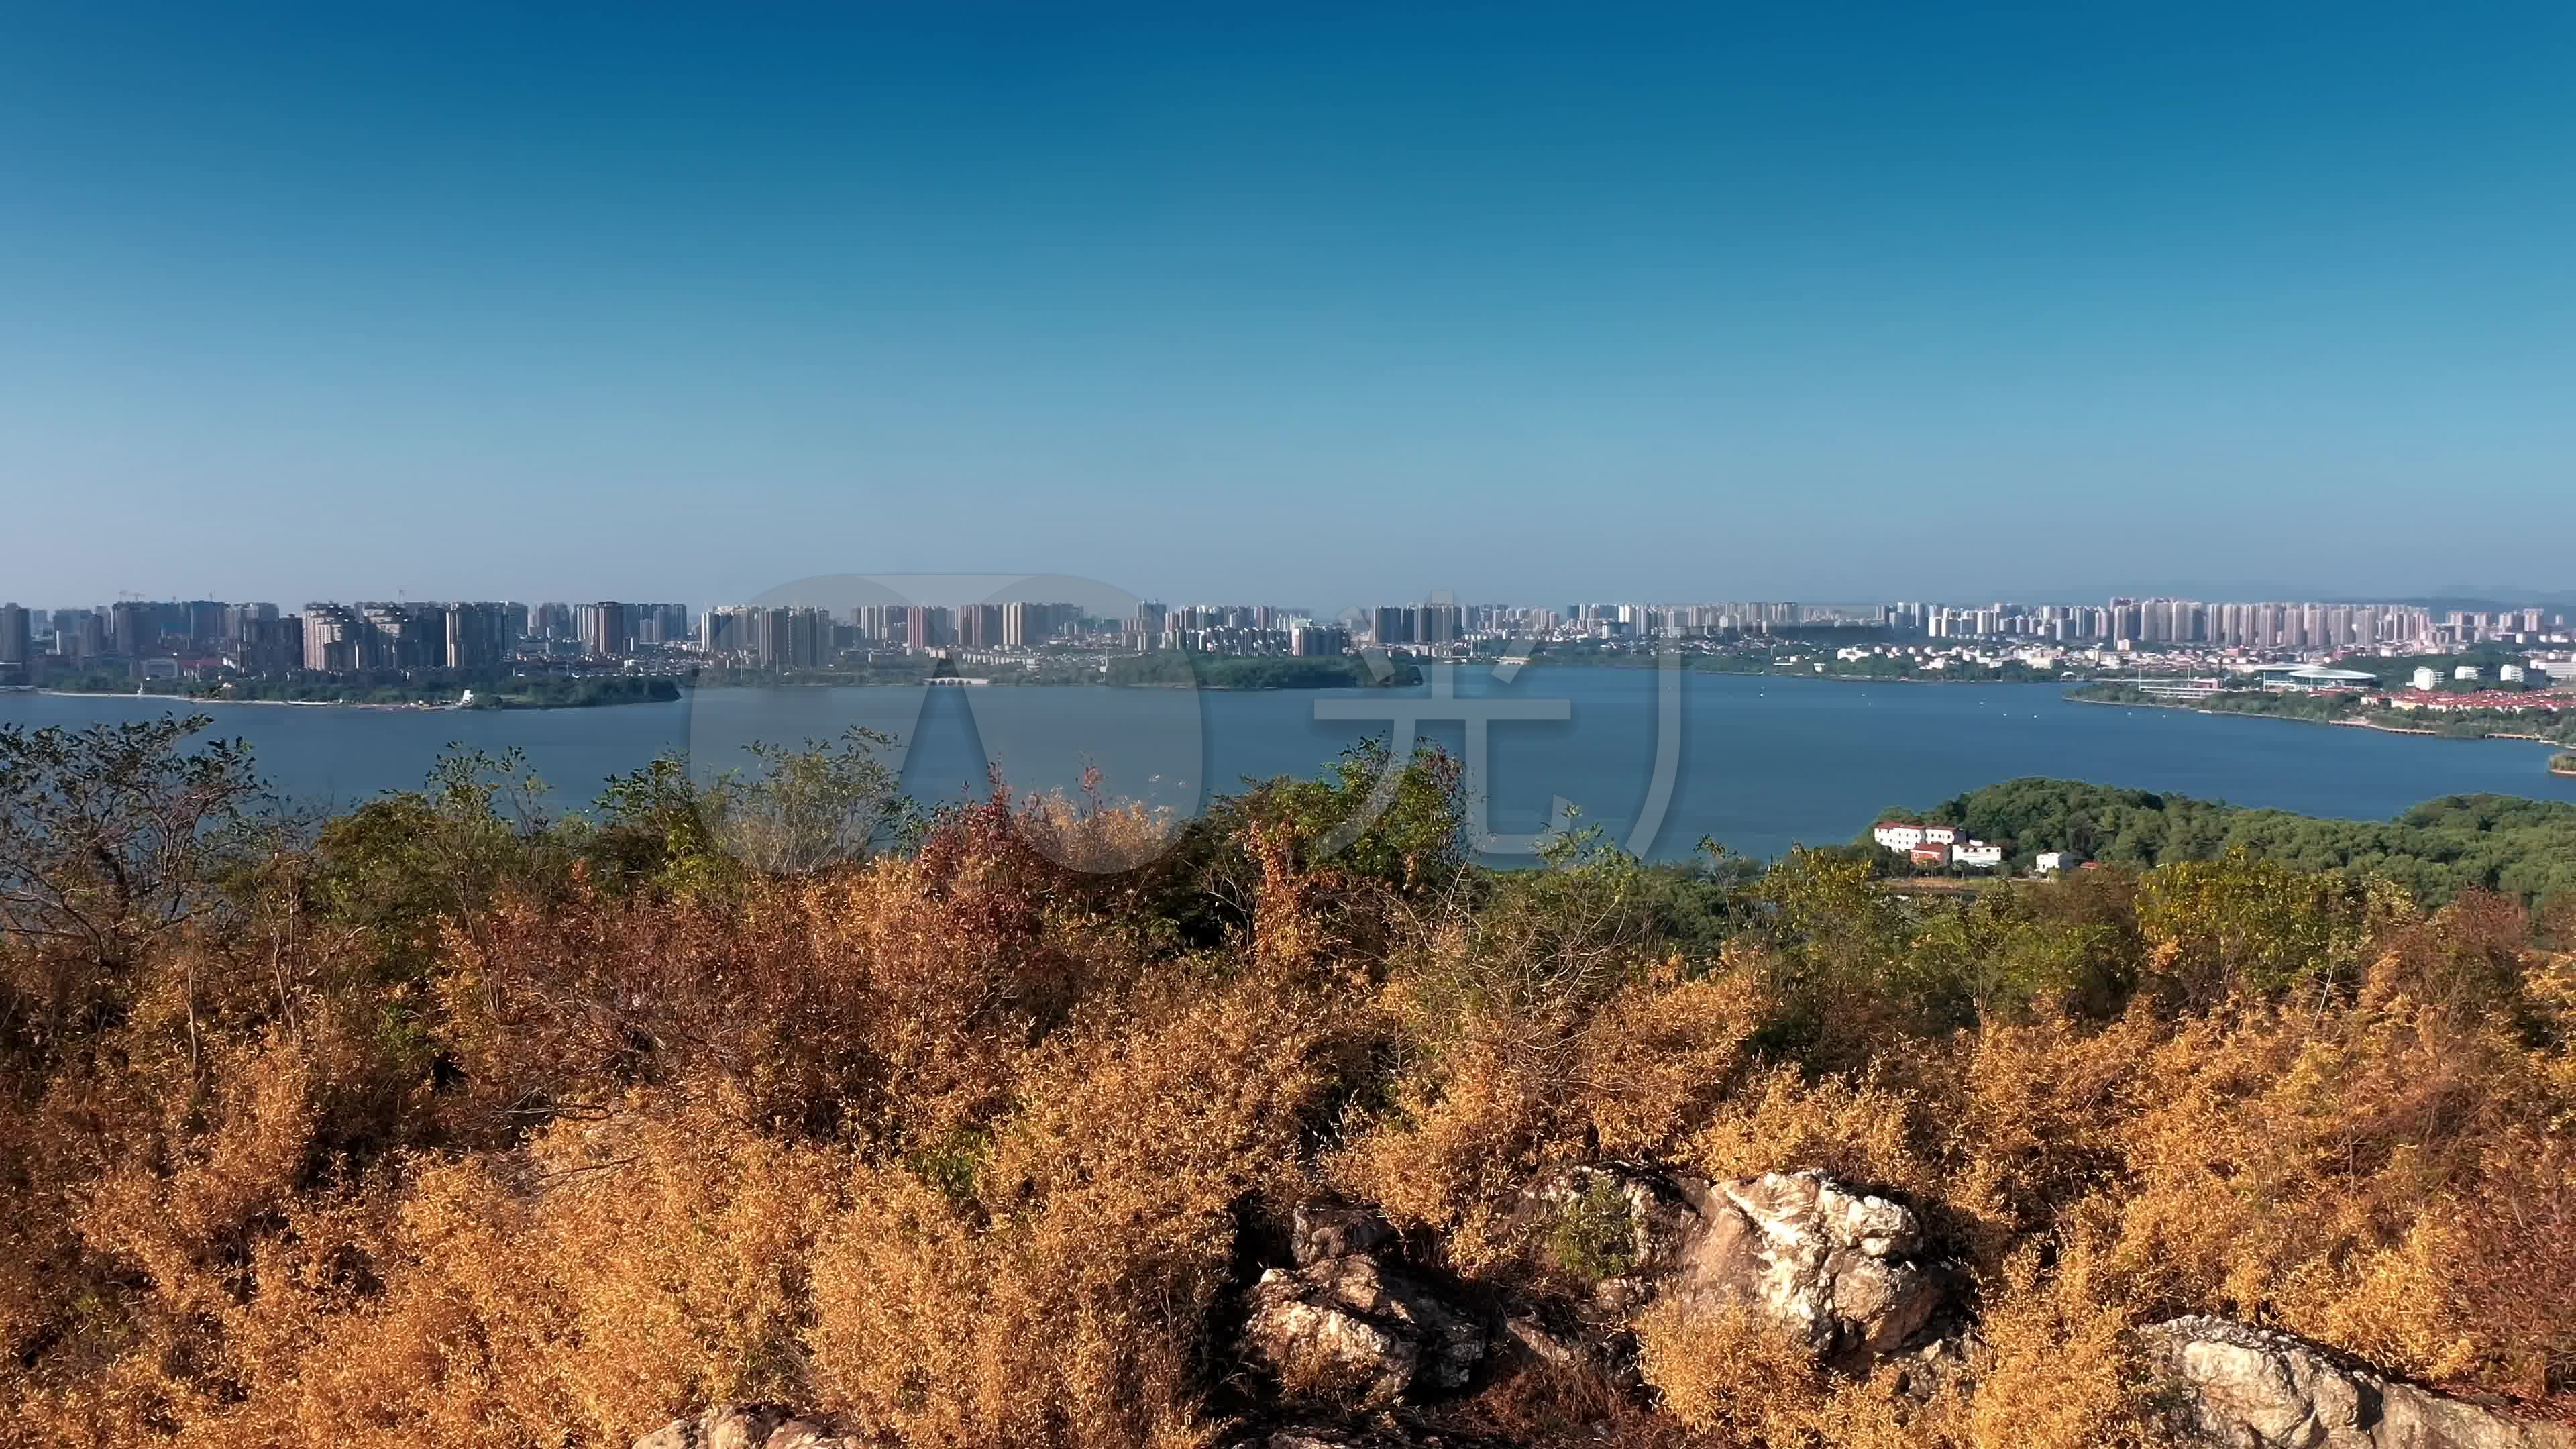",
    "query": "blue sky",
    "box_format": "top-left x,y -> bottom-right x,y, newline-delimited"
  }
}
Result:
2,2 -> 2570,610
